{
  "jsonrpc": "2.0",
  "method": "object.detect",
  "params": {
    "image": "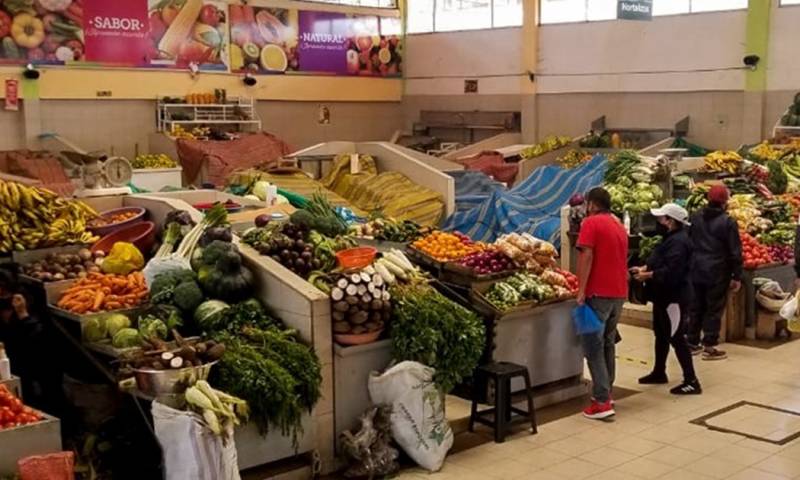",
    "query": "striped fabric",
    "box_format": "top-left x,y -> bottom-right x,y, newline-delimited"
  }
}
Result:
448,170 -> 507,213
443,154 -> 608,248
